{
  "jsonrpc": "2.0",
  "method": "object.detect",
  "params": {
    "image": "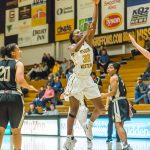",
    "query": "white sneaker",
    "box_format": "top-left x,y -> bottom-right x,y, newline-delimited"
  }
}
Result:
87,138 -> 93,149
63,138 -> 74,150
84,124 -> 93,141
73,138 -> 77,146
